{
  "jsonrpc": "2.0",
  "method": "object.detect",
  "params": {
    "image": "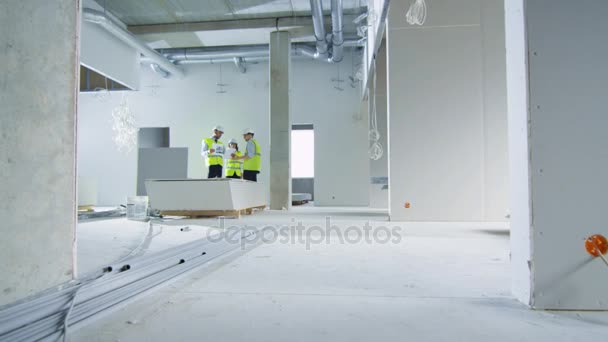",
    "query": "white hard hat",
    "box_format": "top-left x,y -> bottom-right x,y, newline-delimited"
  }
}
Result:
243,128 -> 254,135
228,138 -> 237,144
213,125 -> 224,133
